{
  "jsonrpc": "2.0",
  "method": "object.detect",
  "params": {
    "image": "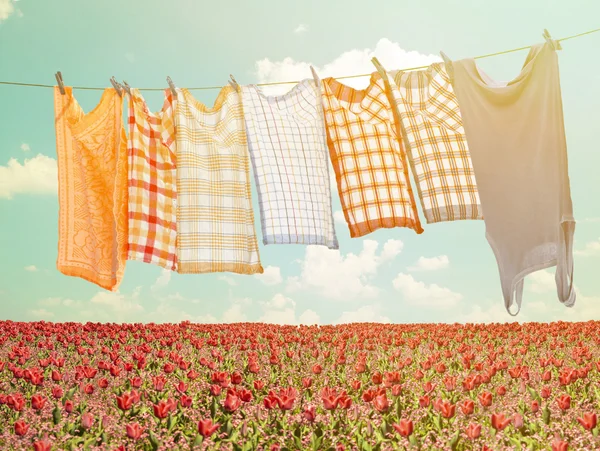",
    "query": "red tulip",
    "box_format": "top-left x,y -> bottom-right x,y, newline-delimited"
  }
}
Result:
465,422 -> 481,439
14,419 -> 29,436
478,391 -> 493,407
373,393 -> 389,413
116,392 -> 135,411
302,377 -> 312,389
52,385 -> 63,399
577,412 -> 598,430
180,395 -> 193,408
253,380 -> 265,391
513,413 -> 524,429
557,394 -> 571,411
31,394 -> 46,410
224,392 -> 241,412
541,386 -> 552,399
496,386 -> 507,396
531,400 -> 540,413
153,400 -> 170,419
439,400 -> 456,419
542,370 -> 552,381
231,371 -> 243,384
64,399 -> 74,414
372,372 -> 383,385
98,378 -> 109,389
198,418 -> 220,438
393,419 -> 413,437
460,399 -> 474,415
131,376 -> 142,388
419,395 -> 430,408
303,404 -> 317,422
312,364 -> 322,374
491,413 -> 511,431
33,438 -> 52,451
551,437 -> 569,451
81,412 -> 94,430
126,423 -> 144,440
